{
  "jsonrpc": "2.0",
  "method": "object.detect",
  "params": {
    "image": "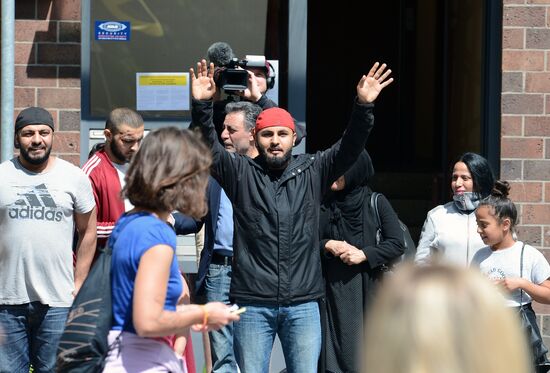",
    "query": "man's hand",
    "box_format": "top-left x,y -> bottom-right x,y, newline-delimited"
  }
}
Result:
190,59 -> 216,100
239,70 -> 262,102
357,62 -> 394,104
